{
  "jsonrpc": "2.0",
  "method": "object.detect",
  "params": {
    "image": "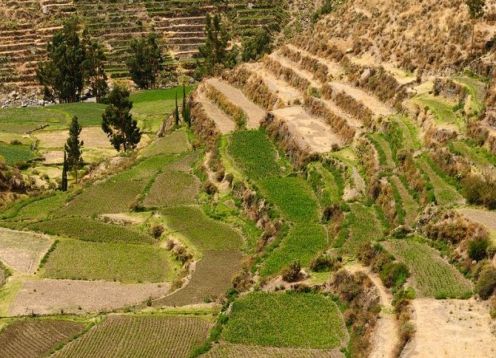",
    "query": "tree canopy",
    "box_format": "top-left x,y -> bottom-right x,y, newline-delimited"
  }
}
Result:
127,33 -> 163,89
